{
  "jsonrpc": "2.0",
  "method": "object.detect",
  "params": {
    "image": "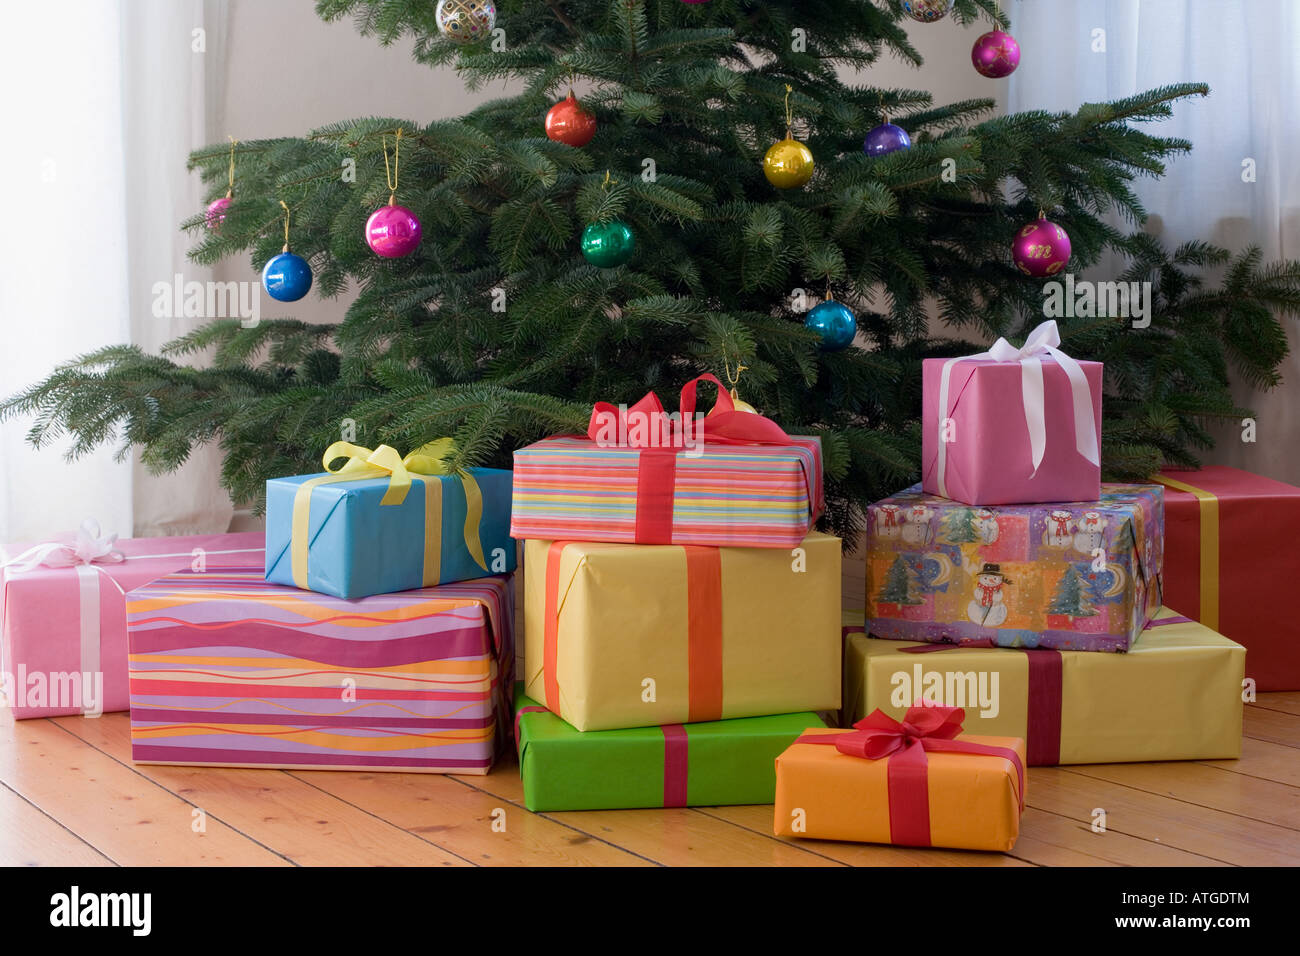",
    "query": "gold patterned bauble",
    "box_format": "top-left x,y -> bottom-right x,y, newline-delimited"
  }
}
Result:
436,0 -> 496,45
763,137 -> 815,189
